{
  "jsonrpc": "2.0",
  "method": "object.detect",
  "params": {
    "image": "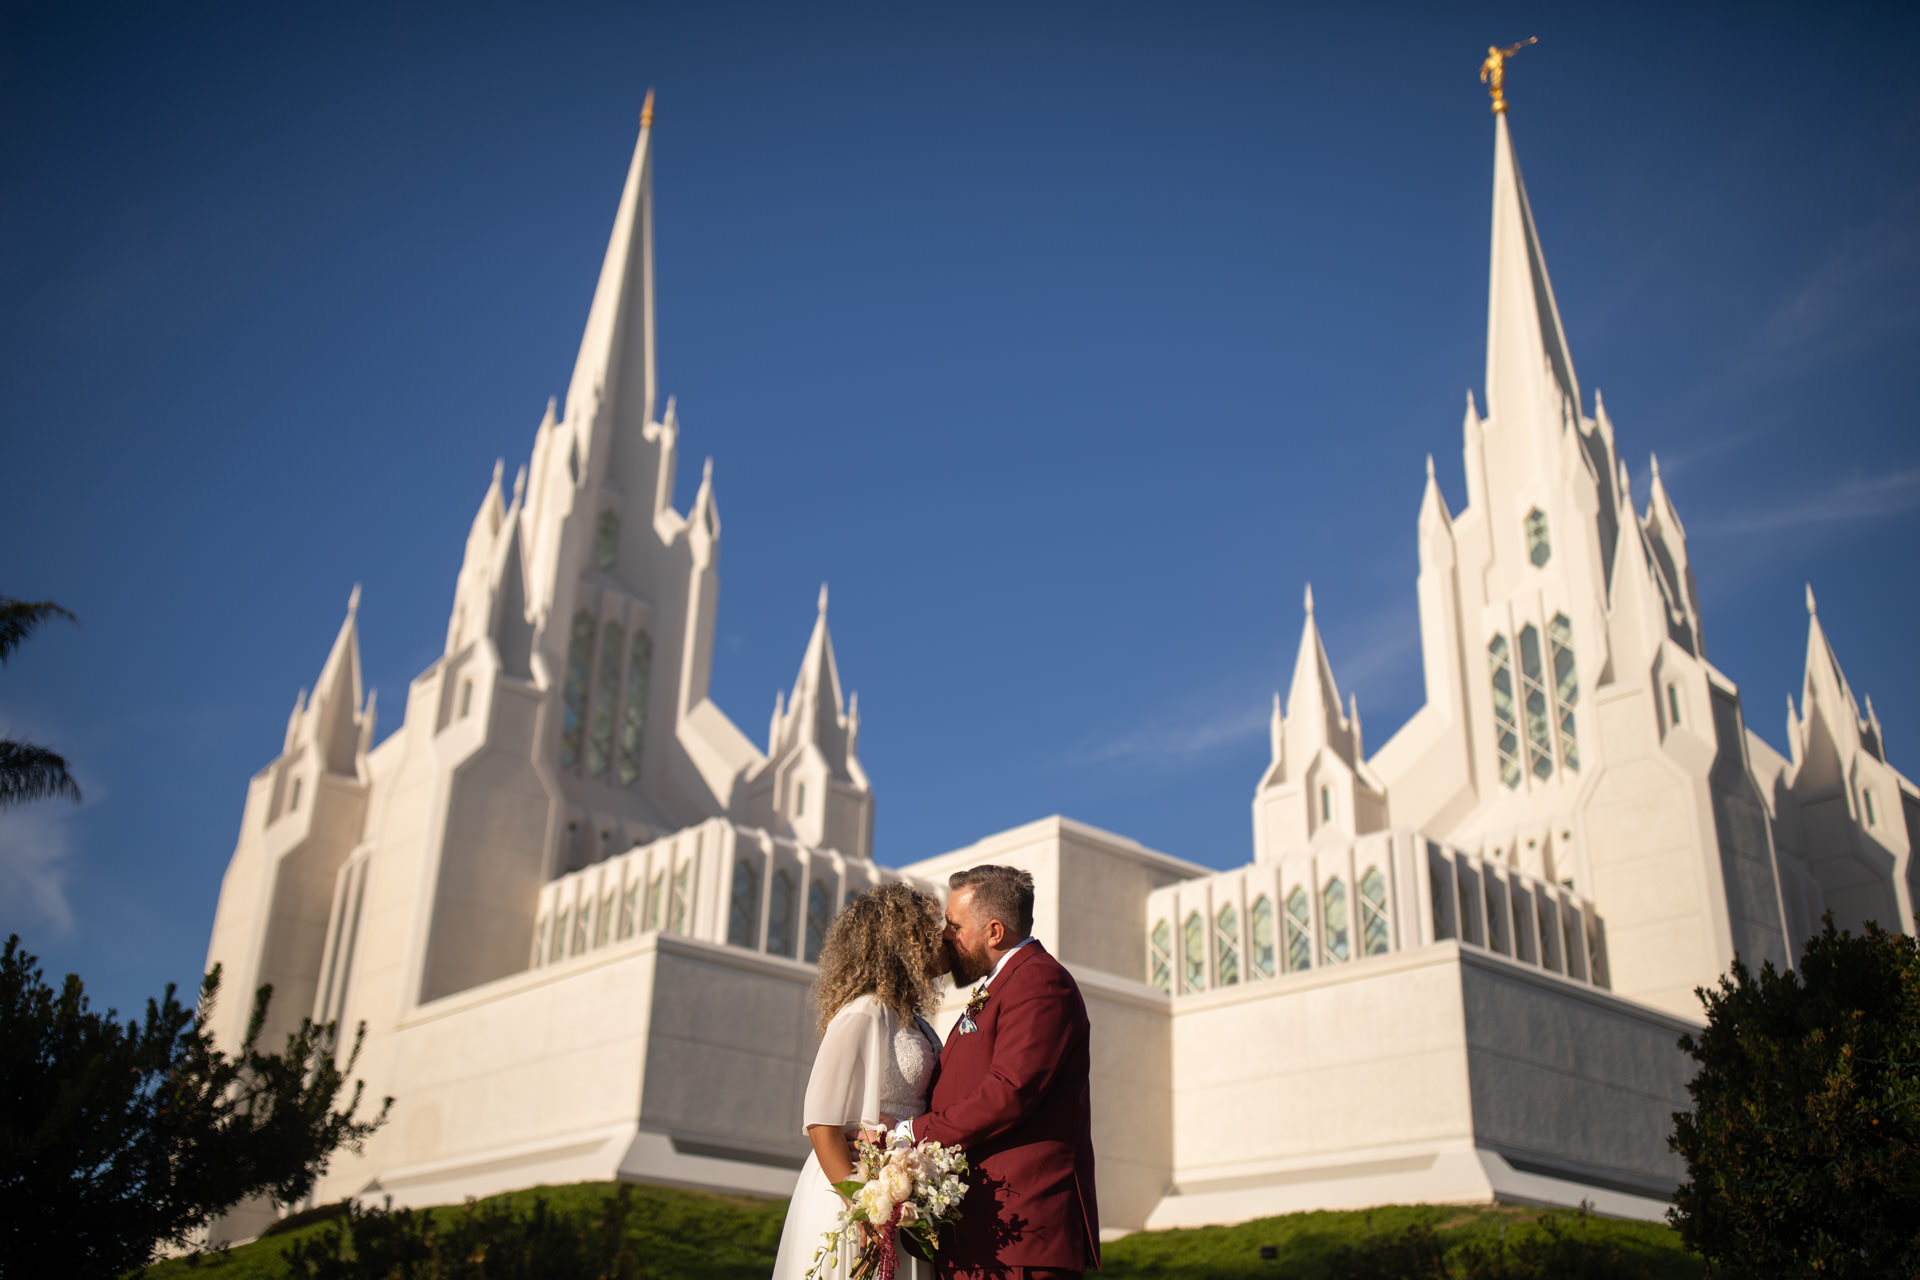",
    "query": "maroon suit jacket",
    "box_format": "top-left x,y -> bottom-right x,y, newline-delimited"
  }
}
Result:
910,939 -> 1099,1272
